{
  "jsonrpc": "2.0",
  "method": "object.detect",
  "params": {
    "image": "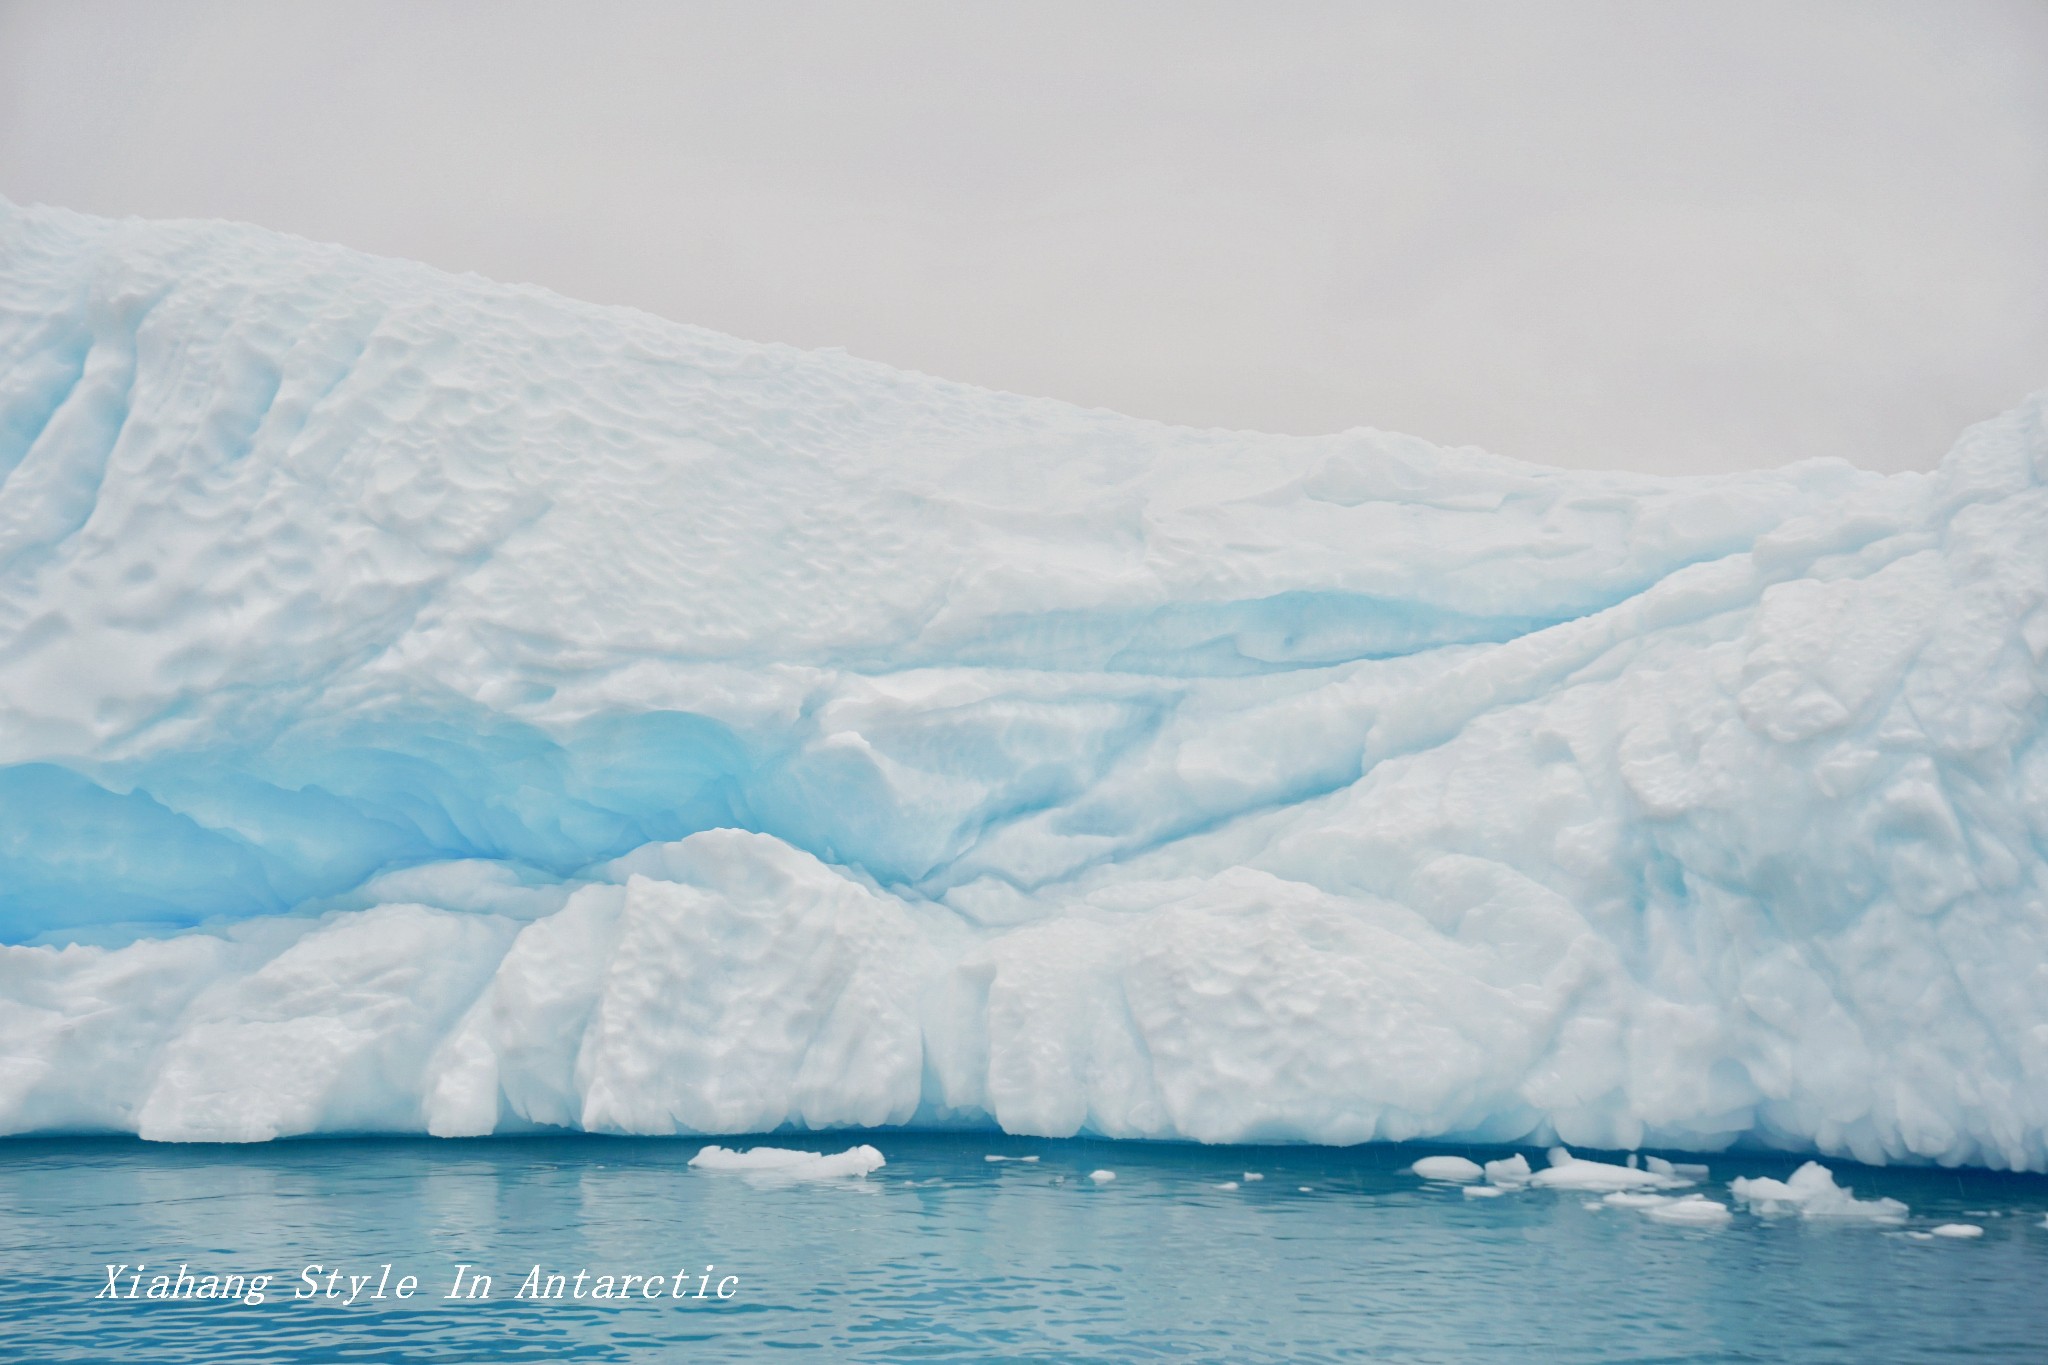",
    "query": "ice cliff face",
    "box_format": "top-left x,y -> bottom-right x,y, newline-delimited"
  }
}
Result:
2,201 -> 2046,1166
